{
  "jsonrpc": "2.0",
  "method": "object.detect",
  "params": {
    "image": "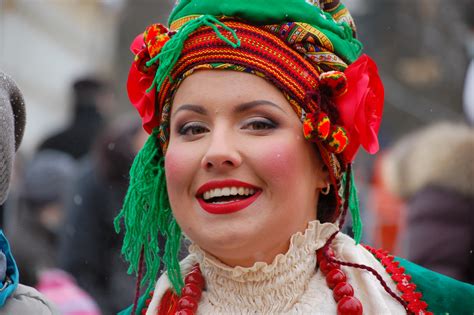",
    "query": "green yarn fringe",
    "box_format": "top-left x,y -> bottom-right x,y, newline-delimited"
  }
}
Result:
348,170 -> 362,244
146,14 -> 240,93
341,169 -> 363,244
114,129 -> 184,294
